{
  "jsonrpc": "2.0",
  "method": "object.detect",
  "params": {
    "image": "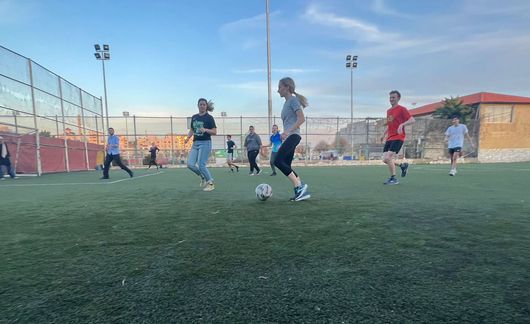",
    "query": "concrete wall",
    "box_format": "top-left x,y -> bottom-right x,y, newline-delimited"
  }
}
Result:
479,104 -> 530,149
478,148 -> 530,162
